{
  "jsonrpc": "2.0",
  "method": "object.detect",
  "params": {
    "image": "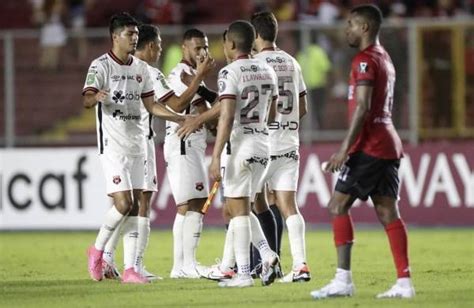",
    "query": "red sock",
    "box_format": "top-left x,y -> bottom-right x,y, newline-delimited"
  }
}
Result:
385,218 -> 411,278
332,214 -> 354,246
